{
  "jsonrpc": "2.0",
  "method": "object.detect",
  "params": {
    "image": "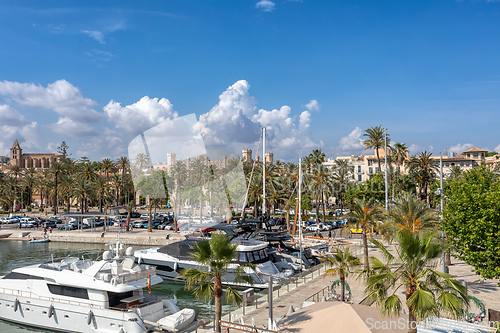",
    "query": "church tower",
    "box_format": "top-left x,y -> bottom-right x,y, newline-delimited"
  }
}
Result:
10,139 -> 22,167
